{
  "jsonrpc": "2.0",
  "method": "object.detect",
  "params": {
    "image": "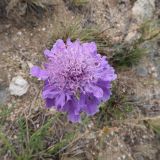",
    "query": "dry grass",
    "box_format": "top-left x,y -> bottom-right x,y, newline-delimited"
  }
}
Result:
51,18 -> 160,69
0,0 -> 55,26
0,2 -> 160,160
50,18 -> 111,54
64,0 -> 89,13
